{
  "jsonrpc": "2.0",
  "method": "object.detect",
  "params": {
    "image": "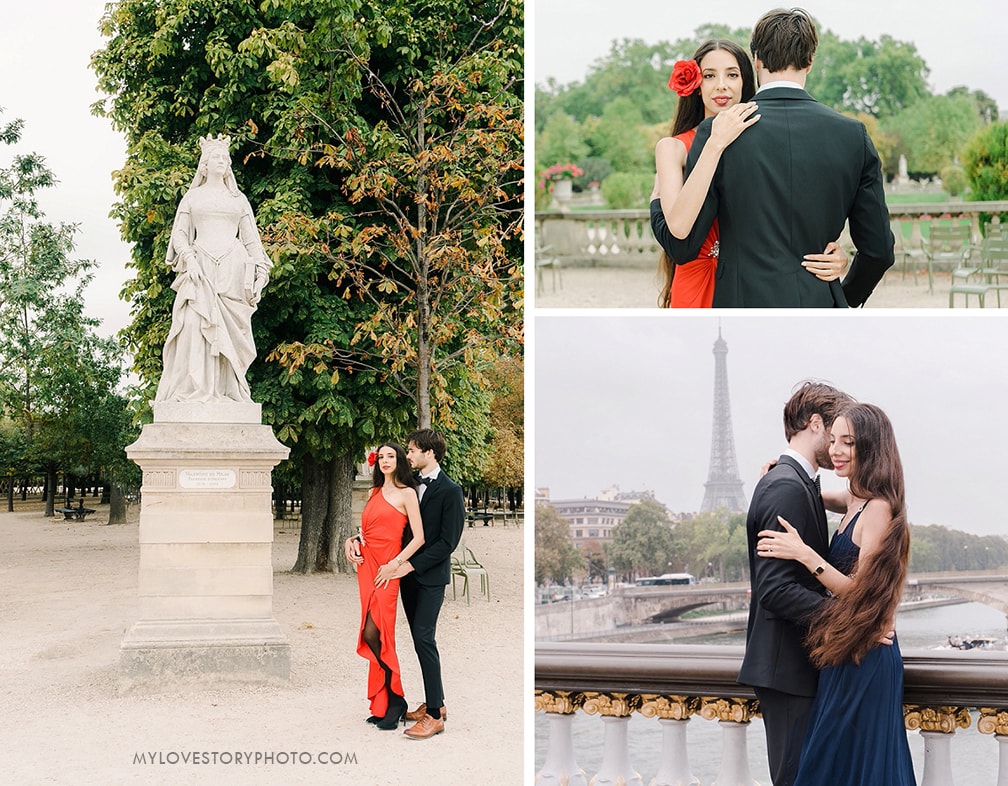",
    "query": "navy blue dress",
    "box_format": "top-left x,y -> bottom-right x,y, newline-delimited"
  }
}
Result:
793,508 -> 917,786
